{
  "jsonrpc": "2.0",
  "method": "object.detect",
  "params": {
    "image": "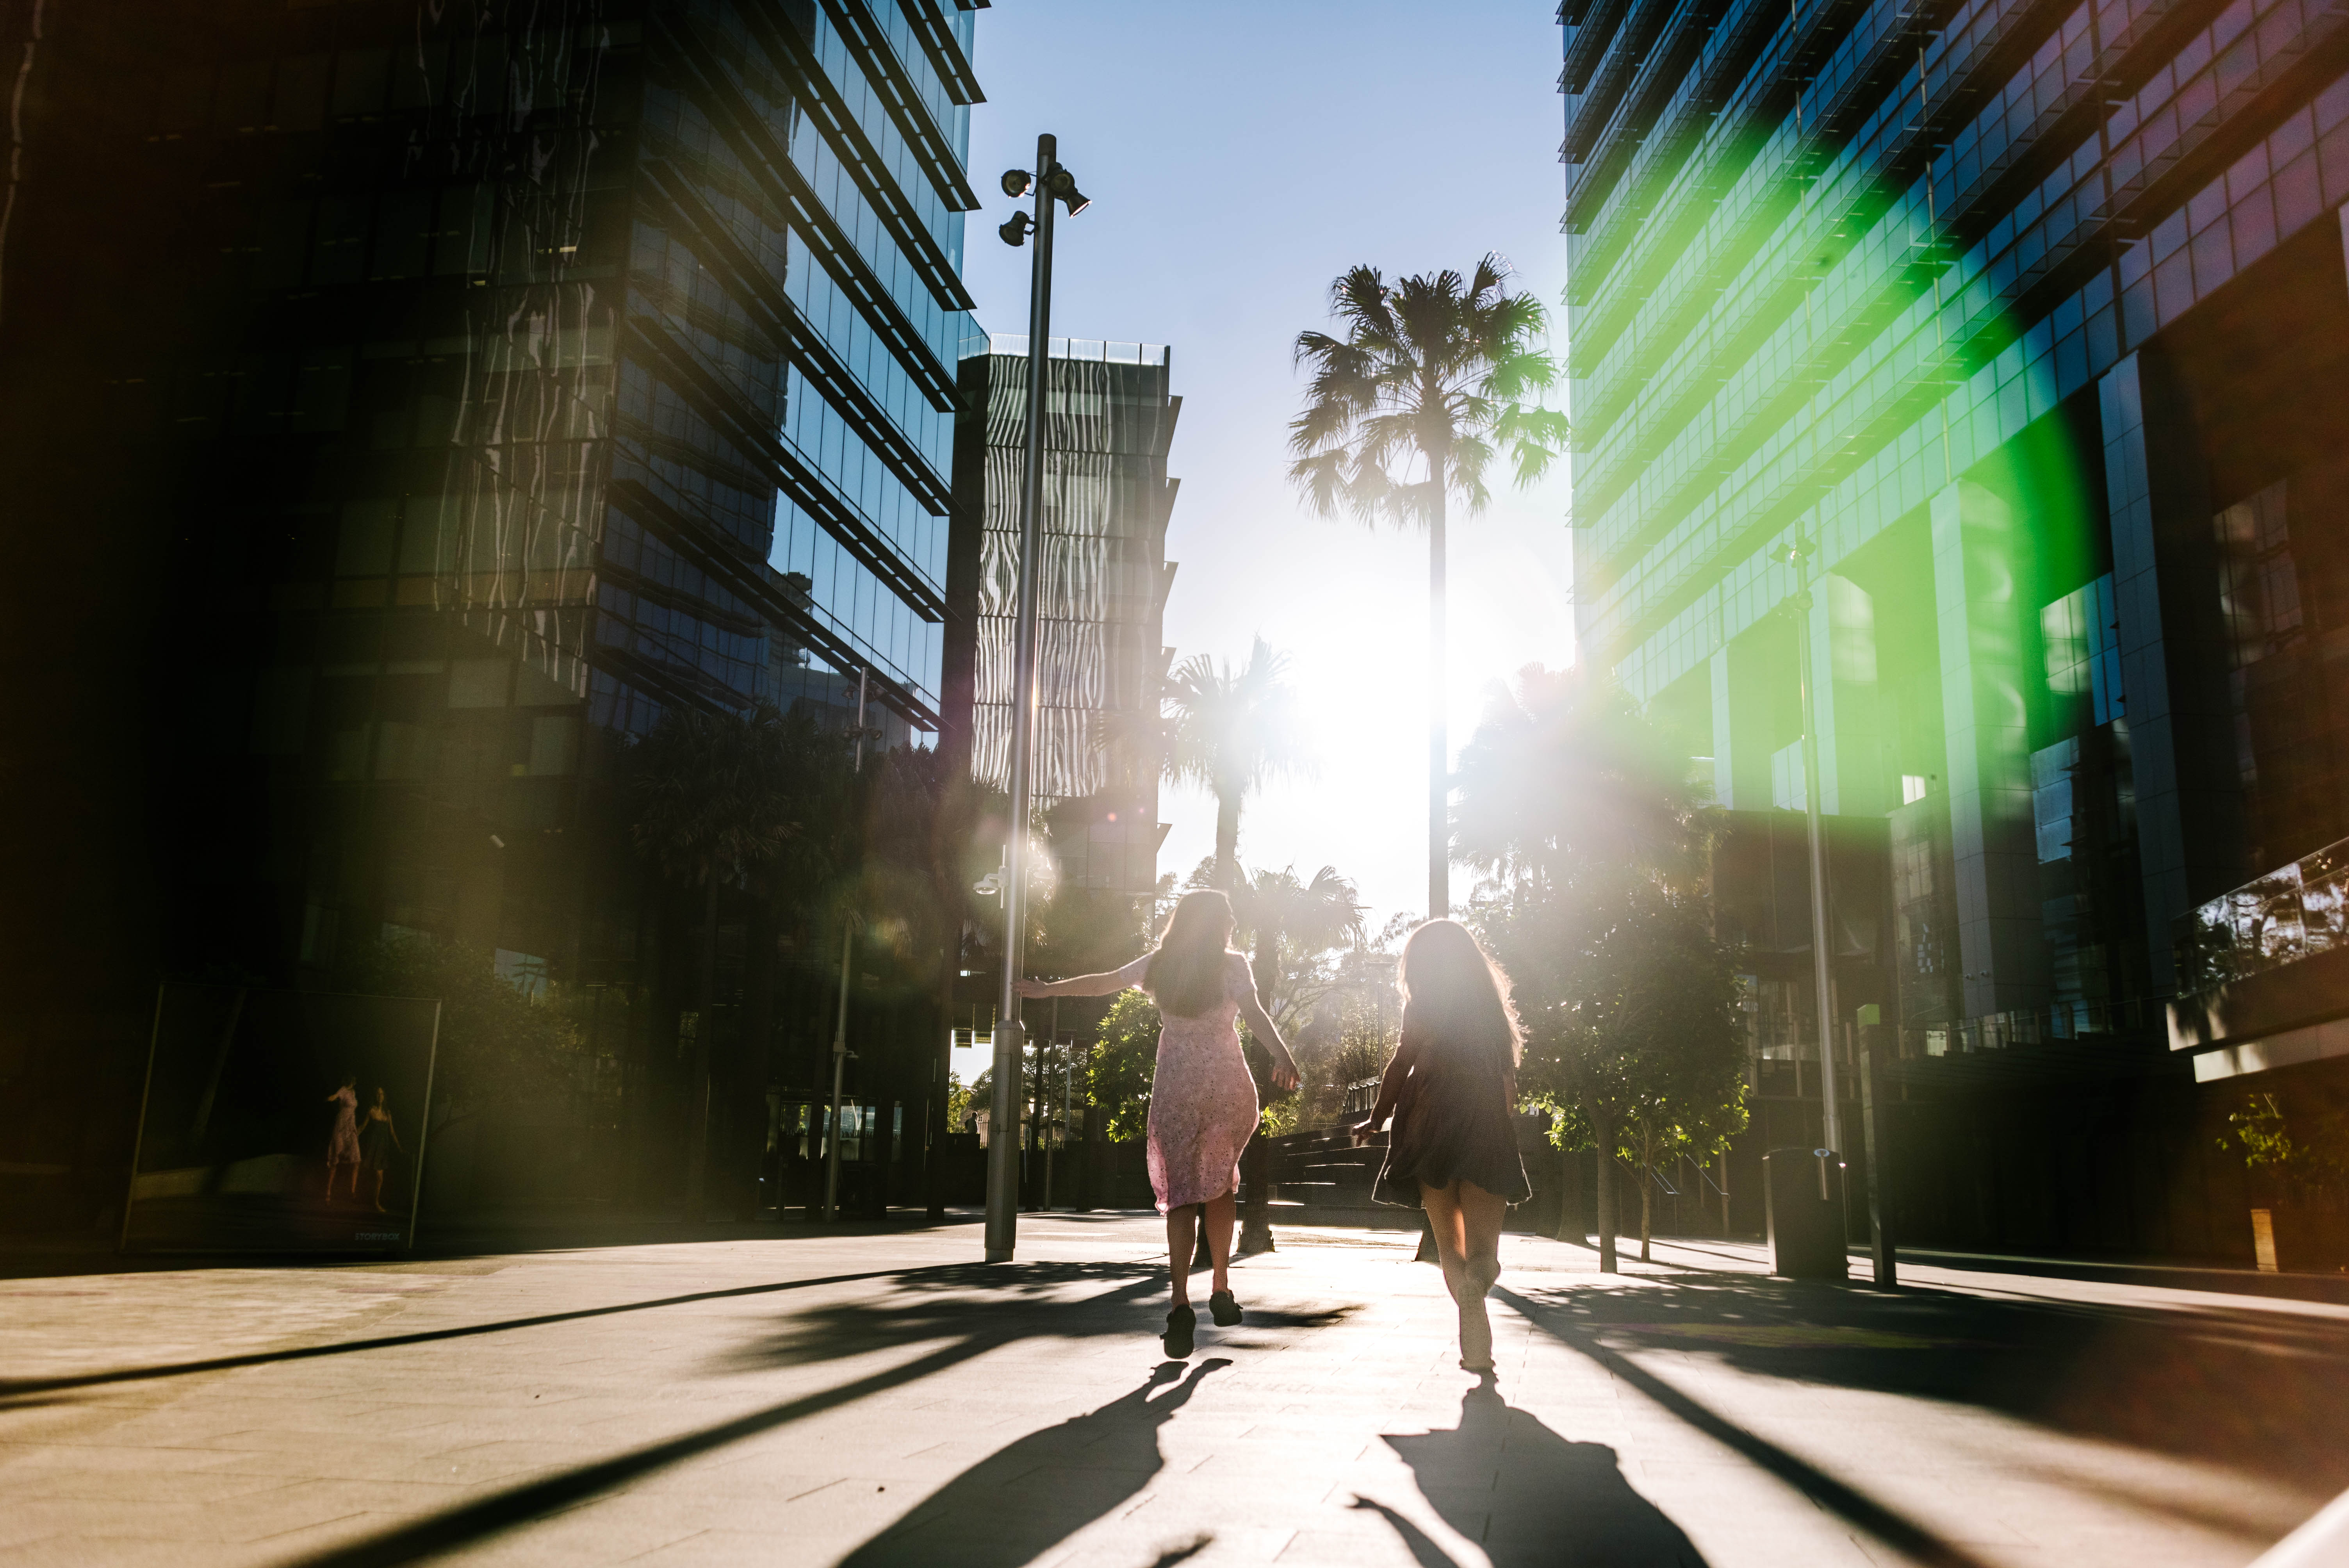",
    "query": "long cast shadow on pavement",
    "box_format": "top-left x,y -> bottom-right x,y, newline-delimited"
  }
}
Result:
1499,1271 -> 2349,1498
1495,1284 -> 2028,1568
276,1265 -> 1345,1568
0,1260 -> 1057,1402
1374,1382 -> 1710,1567
833,1357 -> 1231,1565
